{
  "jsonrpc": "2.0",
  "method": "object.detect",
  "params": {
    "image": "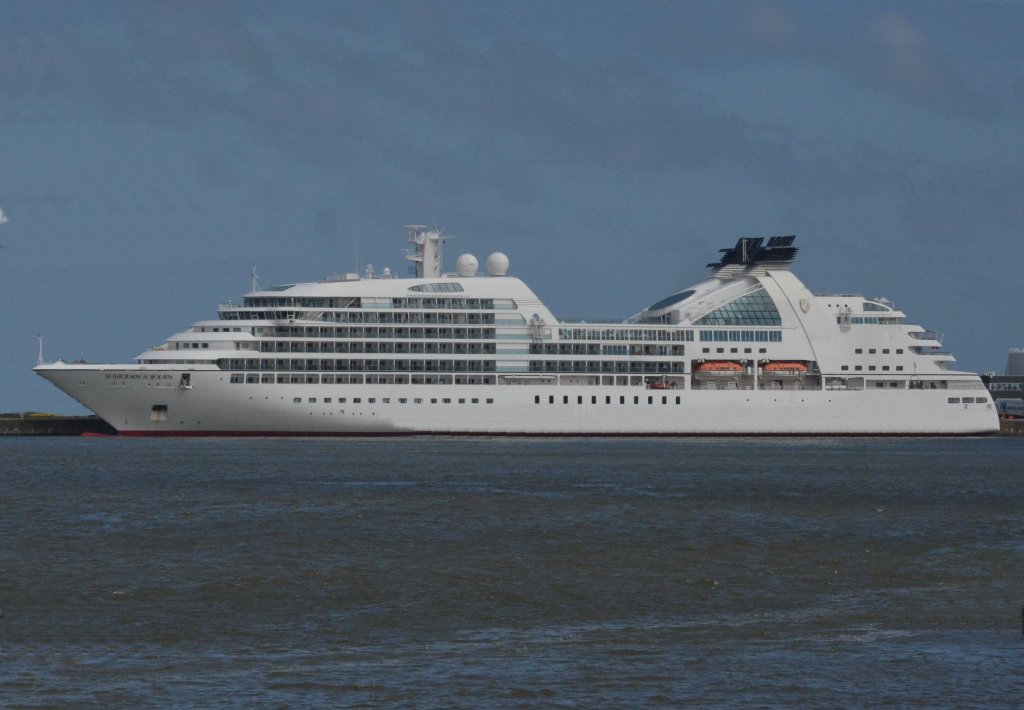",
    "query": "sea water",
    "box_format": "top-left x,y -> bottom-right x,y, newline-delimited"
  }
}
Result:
1,437 -> 1022,707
